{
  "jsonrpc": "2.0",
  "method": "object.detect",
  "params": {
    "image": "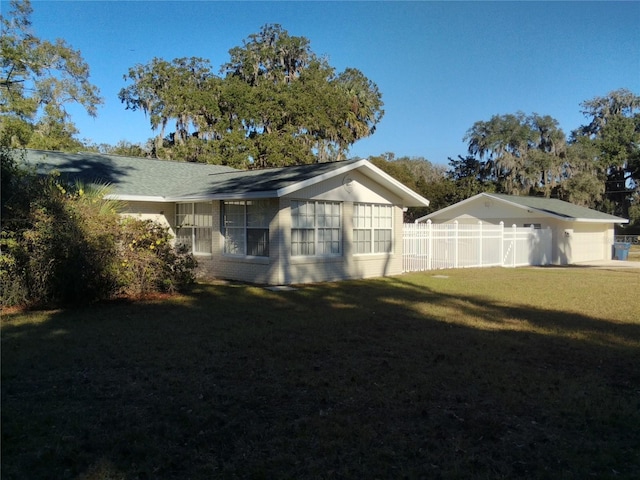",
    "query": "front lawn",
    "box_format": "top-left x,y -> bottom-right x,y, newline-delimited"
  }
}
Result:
2,267 -> 639,479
